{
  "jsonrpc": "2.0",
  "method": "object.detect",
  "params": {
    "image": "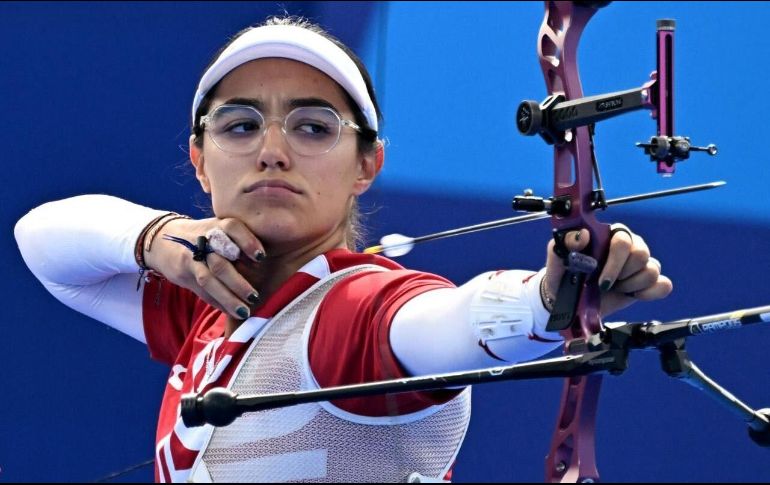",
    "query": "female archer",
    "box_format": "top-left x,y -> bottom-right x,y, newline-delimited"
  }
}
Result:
14,16 -> 670,482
